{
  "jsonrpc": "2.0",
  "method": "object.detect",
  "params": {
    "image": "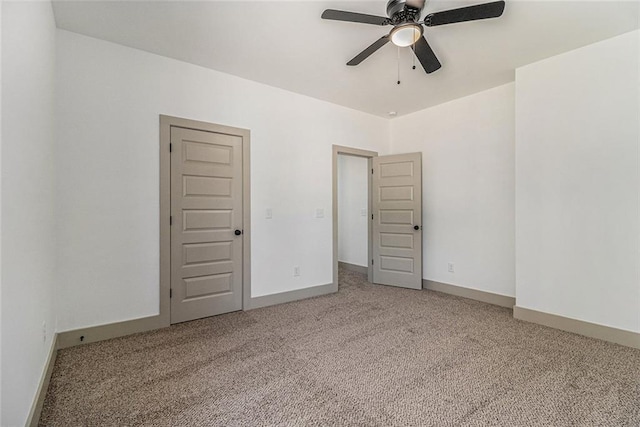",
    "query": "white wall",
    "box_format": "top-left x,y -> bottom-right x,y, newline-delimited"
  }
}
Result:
337,155 -> 369,267
515,30 -> 640,332
55,30 -> 389,331
1,1 -> 58,425
390,84 -> 515,297
0,0 -> 3,417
